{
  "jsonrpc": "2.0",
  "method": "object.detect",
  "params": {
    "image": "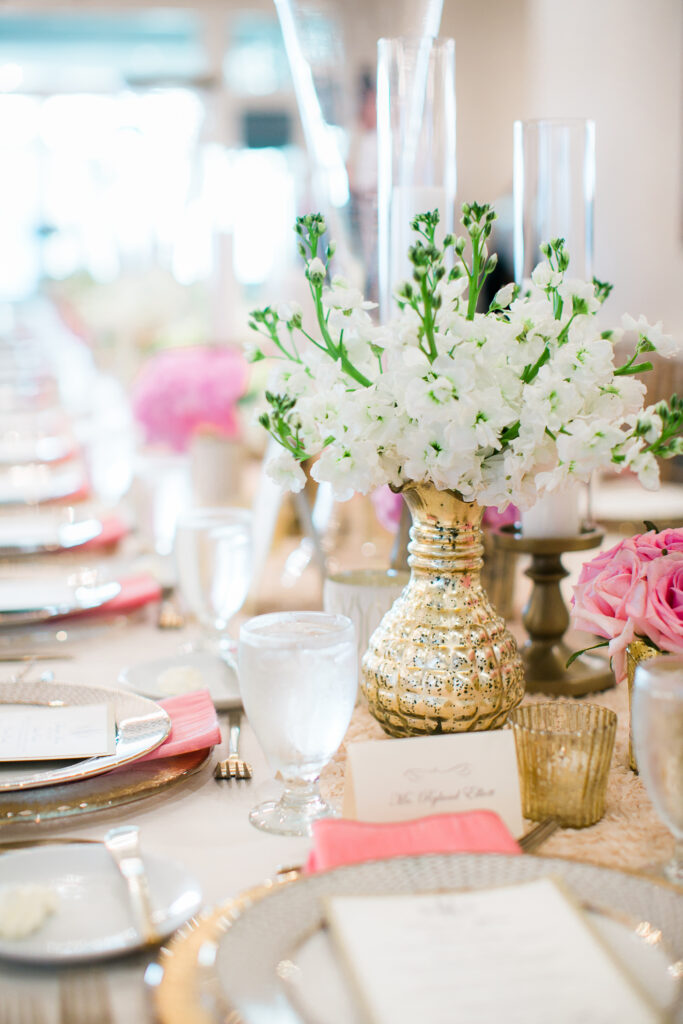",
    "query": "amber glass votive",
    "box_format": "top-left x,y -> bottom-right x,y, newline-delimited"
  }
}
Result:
509,703 -> 617,828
